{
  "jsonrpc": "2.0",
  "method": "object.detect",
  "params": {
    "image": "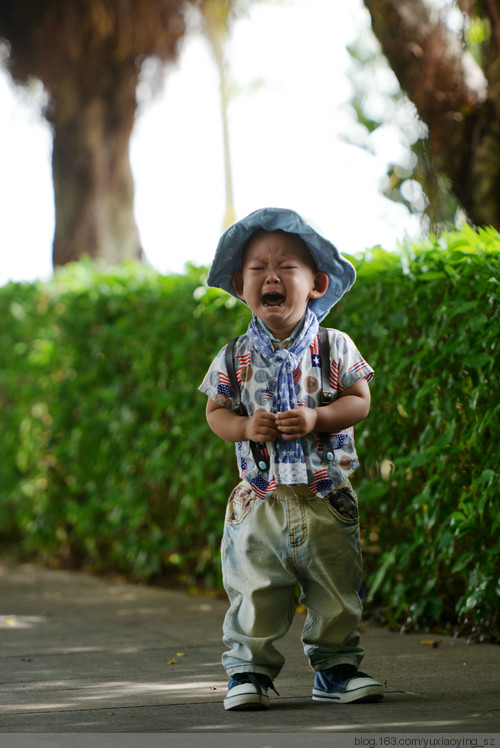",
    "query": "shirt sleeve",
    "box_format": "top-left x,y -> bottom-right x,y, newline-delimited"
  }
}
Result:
198,343 -> 235,409
330,330 -> 374,392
